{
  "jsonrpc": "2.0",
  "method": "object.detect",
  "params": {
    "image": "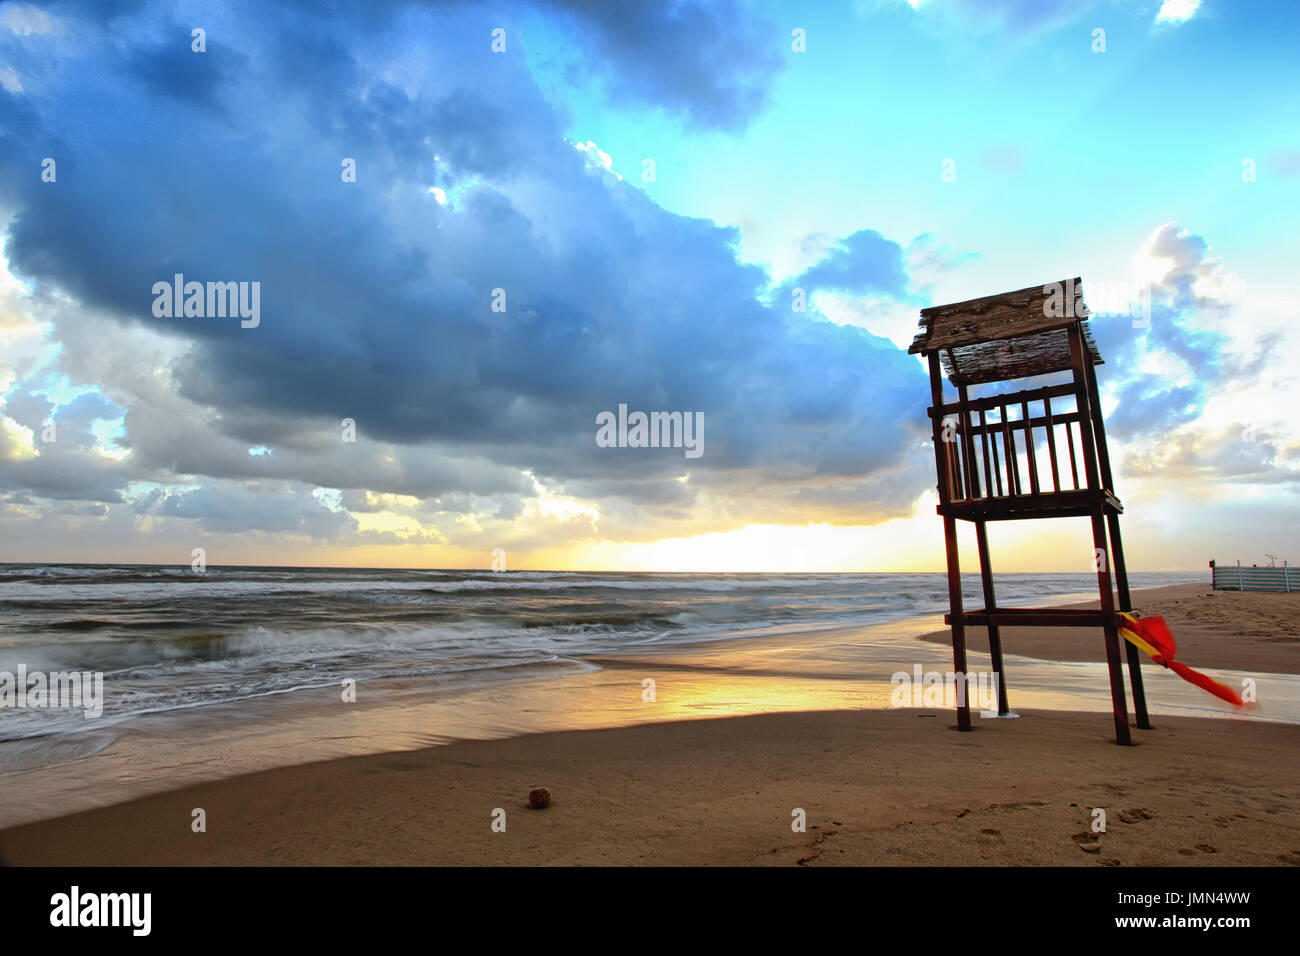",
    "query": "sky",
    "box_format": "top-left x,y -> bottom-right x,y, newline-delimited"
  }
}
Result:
0,0 -> 1297,573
